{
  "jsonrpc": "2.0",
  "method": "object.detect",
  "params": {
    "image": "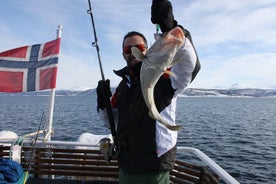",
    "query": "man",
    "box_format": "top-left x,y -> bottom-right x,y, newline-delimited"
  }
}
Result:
97,0 -> 200,183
